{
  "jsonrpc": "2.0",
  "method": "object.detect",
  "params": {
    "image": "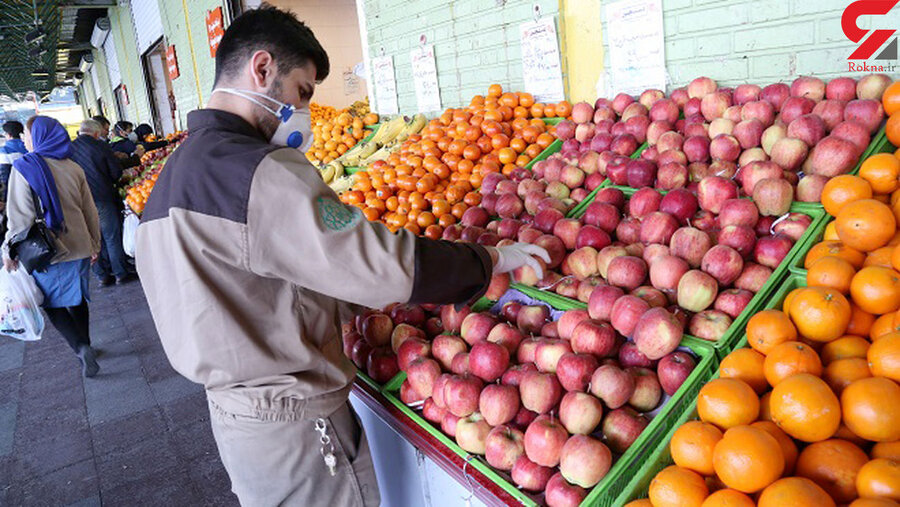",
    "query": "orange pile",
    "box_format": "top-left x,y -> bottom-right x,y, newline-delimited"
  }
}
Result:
308,109 -> 379,165
630,155 -> 900,505
339,84 -> 572,235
